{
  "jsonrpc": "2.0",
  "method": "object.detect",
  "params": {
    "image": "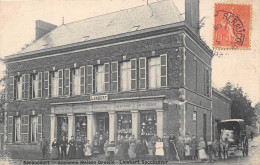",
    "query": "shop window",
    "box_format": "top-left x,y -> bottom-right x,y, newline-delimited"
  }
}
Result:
51,70 -> 63,97
14,117 -> 21,142
117,113 -> 132,139
140,112 -> 157,141
148,54 -> 167,89
32,72 -> 42,98
57,116 -> 68,142
75,115 -> 87,137
96,65 -> 105,93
